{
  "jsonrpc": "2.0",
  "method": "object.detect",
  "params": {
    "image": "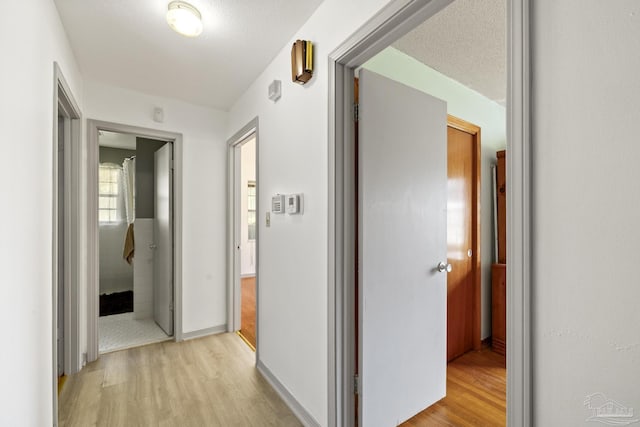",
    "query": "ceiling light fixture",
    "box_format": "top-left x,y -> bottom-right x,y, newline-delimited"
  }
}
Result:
166,1 -> 203,37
